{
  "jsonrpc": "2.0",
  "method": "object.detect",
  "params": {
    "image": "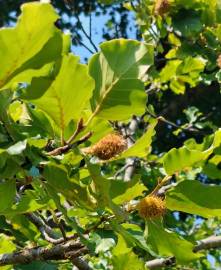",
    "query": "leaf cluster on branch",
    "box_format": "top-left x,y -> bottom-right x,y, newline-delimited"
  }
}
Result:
1,1 -> 221,269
